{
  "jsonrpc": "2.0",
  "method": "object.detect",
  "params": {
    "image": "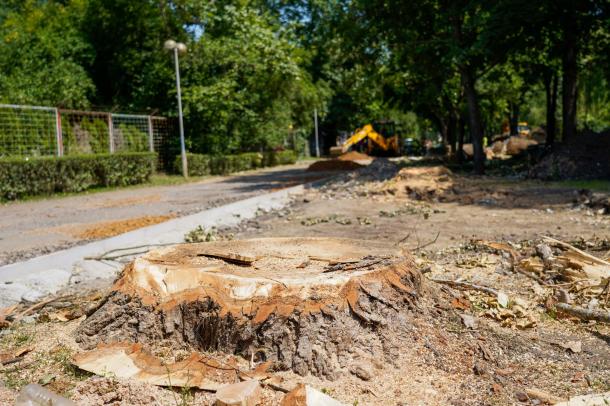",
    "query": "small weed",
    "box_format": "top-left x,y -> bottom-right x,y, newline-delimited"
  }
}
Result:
179,386 -> 194,406
184,226 -> 218,243
50,345 -> 91,380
